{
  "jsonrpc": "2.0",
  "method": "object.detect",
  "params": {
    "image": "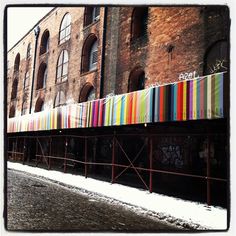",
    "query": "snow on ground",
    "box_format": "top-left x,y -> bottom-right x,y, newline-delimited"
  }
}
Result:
7,162 -> 227,230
